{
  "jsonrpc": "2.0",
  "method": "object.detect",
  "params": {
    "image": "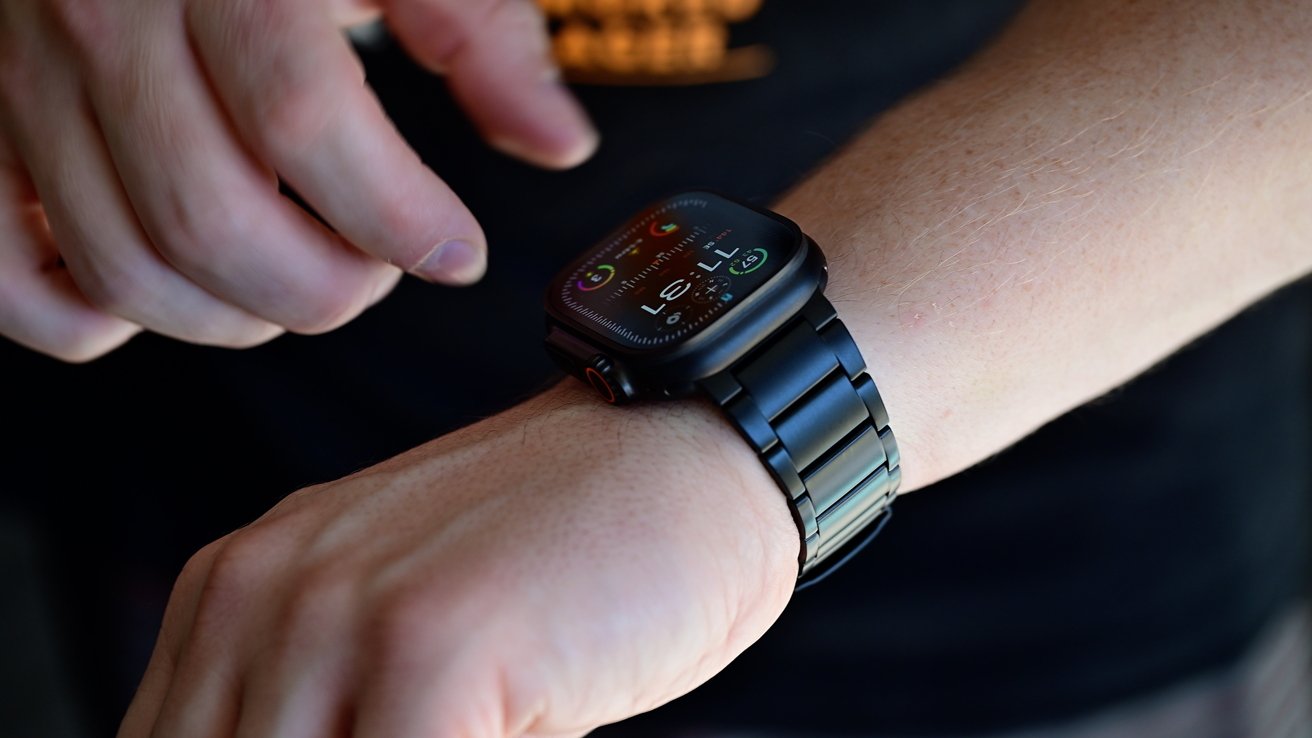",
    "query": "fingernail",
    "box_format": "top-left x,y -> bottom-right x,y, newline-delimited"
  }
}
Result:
488,77 -> 600,170
414,239 -> 486,284
490,125 -> 599,170
562,124 -> 601,168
